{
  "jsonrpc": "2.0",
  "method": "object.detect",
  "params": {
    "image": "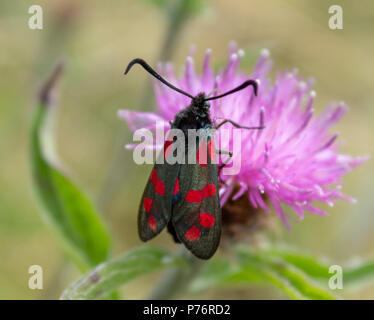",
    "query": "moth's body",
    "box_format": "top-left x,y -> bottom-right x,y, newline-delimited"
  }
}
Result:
125,58 -> 260,259
137,92 -> 220,259
167,93 -> 218,249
